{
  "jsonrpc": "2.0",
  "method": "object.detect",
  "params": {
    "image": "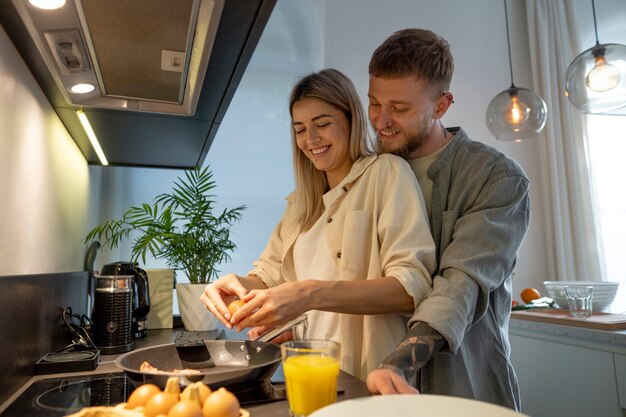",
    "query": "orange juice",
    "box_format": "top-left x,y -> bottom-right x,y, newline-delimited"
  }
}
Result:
283,354 -> 340,416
